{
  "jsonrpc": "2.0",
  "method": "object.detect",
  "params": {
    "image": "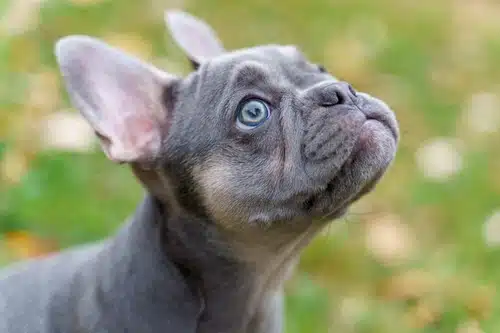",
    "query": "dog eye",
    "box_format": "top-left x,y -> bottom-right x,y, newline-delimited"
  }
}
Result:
236,98 -> 270,130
